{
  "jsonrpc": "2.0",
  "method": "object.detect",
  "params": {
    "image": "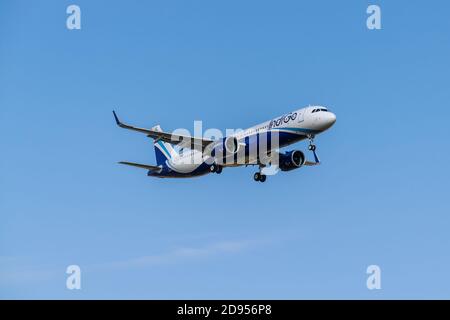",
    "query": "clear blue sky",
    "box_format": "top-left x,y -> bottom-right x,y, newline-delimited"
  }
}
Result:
1,0 -> 450,299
